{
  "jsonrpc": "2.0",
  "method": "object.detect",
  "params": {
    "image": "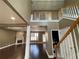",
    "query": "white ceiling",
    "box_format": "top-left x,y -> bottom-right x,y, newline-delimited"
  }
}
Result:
0,0 -> 25,24
32,0 -> 65,10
